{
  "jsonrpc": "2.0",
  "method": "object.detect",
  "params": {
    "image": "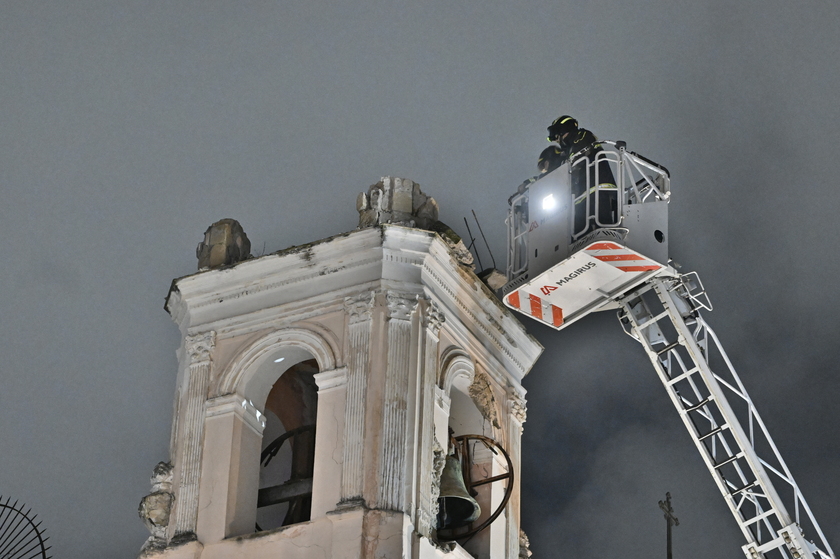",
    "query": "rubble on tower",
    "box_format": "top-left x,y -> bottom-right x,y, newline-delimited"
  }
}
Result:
357,177 -> 474,269
357,177 -> 438,229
